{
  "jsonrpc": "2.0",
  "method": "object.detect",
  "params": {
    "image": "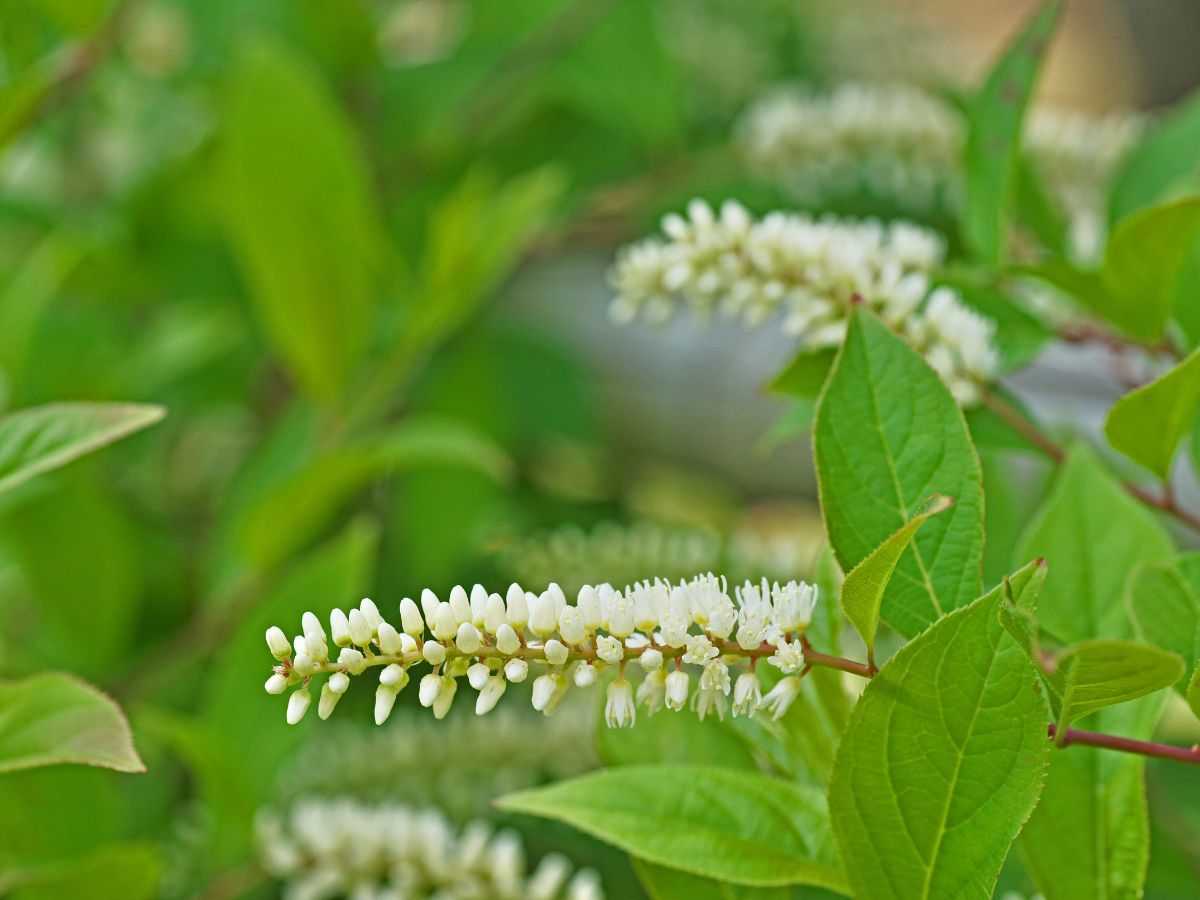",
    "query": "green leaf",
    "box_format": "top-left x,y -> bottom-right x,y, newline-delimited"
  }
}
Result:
237,417 -> 511,571
0,402 -> 165,495
496,765 -> 847,891
962,0 -> 1062,263
1,842 -> 160,900
1053,639 -> 1183,733
1127,557 -> 1200,704
1111,88 -> 1200,220
218,38 -> 383,401
829,579 -> 1049,900
1104,349 -> 1200,480
839,494 -> 953,657
632,860 -> 793,900
768,348 -> 837,399
1189,664 -> 1200,717
0,672 -> 144,775
996,559 -> 1062,713
1015,445 -> 1174,645
595,704 -> 758,771
814,309 -> 984,636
